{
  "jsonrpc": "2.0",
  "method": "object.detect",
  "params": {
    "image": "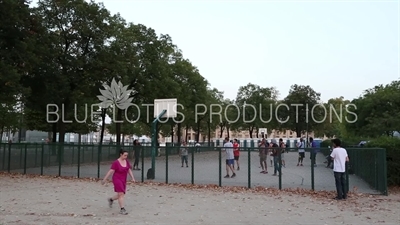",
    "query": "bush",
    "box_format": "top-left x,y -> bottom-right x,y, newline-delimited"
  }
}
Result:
366,136 -> 400,186
320,137 -> 363,148
320,139 -> 331,148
